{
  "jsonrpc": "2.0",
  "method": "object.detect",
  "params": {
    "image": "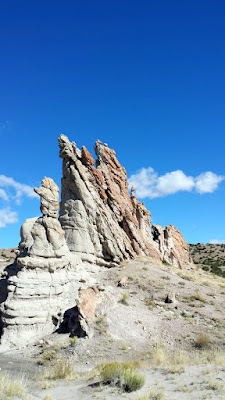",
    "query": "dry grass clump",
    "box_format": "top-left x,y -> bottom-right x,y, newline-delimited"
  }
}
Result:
40,357 -> 76,381
95,315 -> 108,335
195,333 -> 210,349
0,372 -> 26,399
137,387 -> 165,400
147,342 -> 187,373
43,395 -> 56,400
119,293 -> 129,305
119,343 -> 127,350
144,298 -> 156,310
38,379 -> 54,389
39,349 -> 58,365
206,380 -> 224,391
190,293 -> 207,303
97,361 -> 145,392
